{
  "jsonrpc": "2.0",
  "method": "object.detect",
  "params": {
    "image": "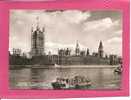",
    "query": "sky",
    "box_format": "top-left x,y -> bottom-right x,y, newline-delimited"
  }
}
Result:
9,10 -> 122,56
